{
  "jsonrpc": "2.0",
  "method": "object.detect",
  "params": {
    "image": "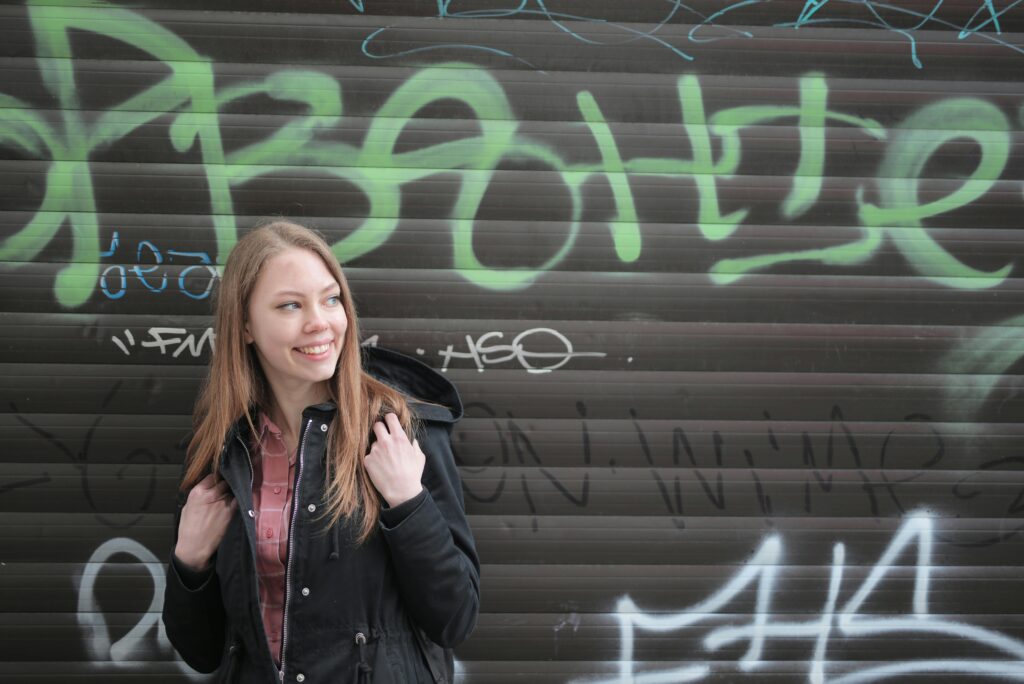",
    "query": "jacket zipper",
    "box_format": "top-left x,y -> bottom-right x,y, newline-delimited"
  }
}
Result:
278,418 -> 312,682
